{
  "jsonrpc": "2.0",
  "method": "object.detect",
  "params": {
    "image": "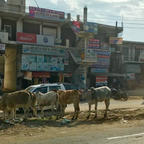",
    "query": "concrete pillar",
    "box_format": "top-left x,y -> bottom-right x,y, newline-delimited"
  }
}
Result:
57,26 -> 61,40
0,16 -> 1,31
83,66 -> 87,89
77,15 -> 80,21
40,24 -> 43,35
83,6 -> 87,24
67,13 -> 71,21
4,45 -> 17,91
66,39 -> 69,48
17,19 -> 23,32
